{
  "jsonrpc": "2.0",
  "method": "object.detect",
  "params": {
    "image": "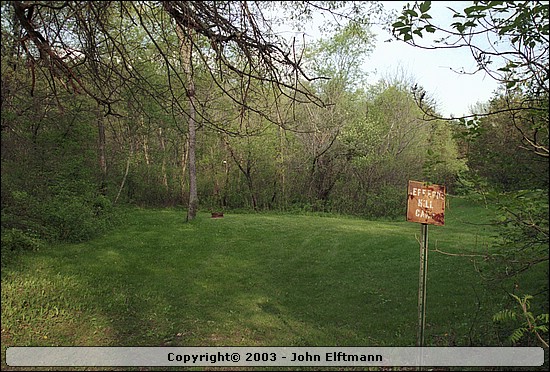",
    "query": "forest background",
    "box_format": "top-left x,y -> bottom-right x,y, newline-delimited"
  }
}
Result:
1,0 -> 548,347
